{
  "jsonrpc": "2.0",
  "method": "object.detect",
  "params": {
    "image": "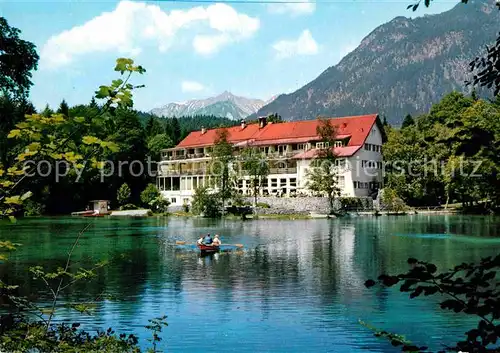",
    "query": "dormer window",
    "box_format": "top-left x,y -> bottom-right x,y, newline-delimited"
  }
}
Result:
334,141 -> 343,148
